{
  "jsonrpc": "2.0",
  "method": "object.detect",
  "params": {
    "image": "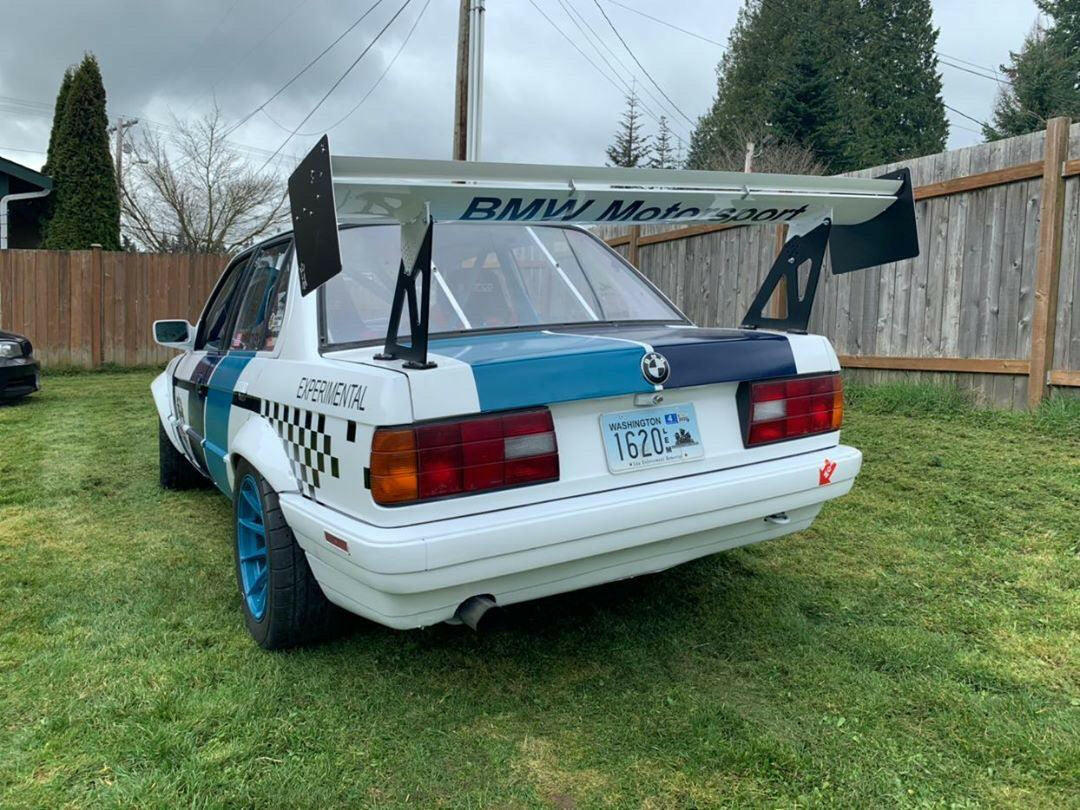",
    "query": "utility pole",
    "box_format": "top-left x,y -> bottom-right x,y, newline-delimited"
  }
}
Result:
452,0 -> 485,161
109,116 -> 138,198
452,0 -> 470,160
